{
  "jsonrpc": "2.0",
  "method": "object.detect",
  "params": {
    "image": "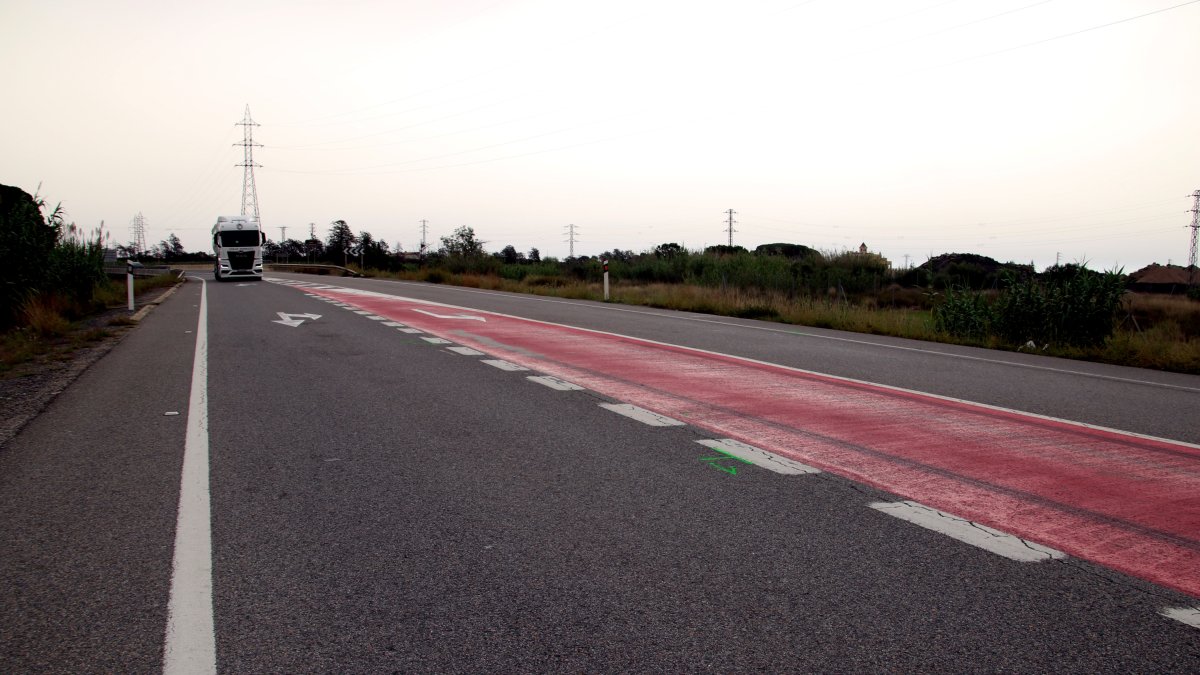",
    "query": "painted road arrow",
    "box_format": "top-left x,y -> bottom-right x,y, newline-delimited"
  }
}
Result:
411,308 -> 485,321
272,312 -> 321,327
